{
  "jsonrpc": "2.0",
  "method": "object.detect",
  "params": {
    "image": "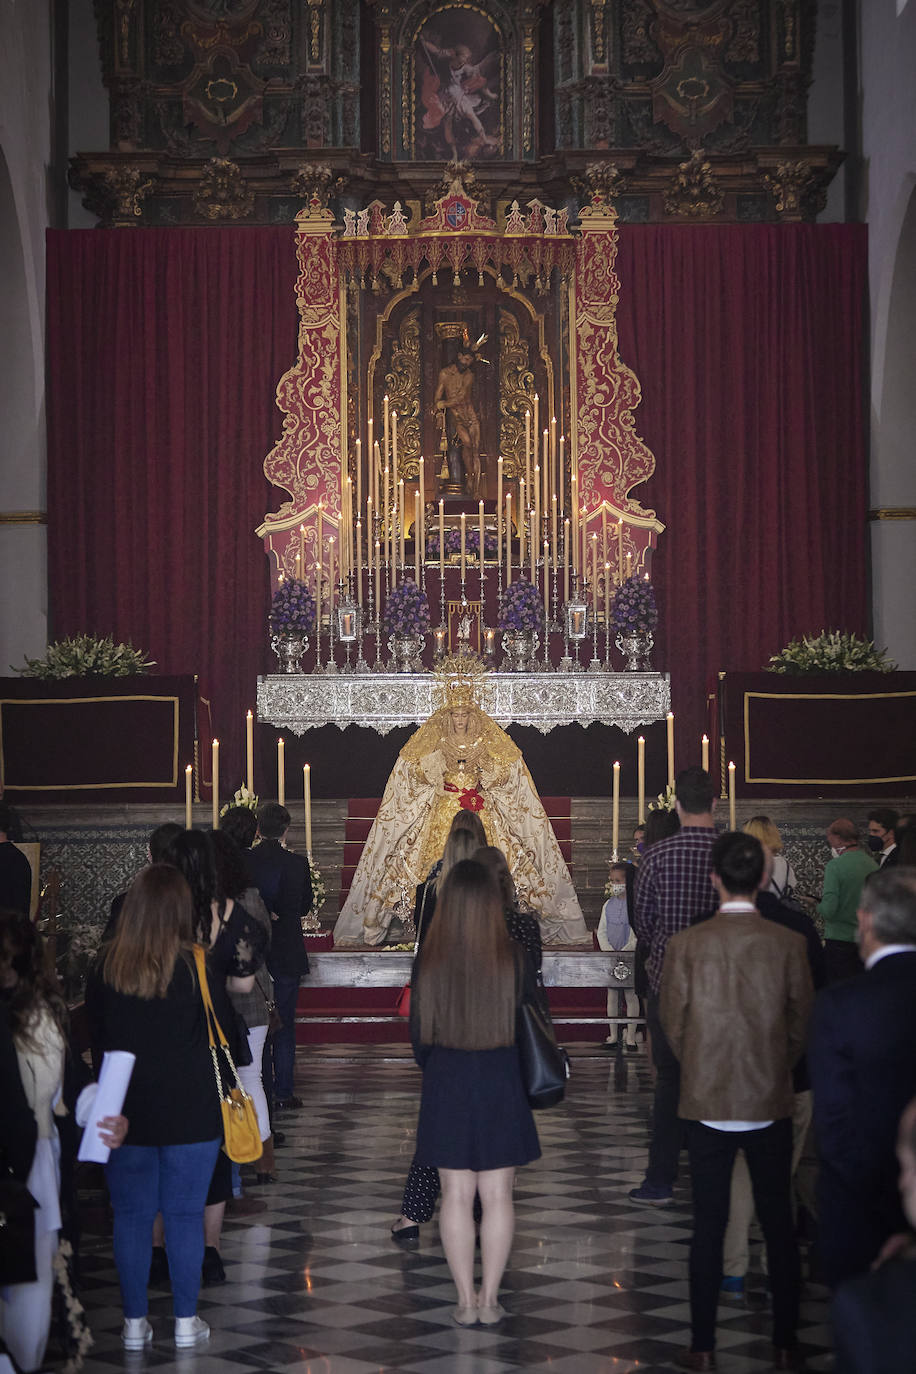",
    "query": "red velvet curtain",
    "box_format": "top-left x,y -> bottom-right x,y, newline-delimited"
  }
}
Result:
614,224 -> 868,762
46,227 -> 299,776
46,224 -> 867,782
